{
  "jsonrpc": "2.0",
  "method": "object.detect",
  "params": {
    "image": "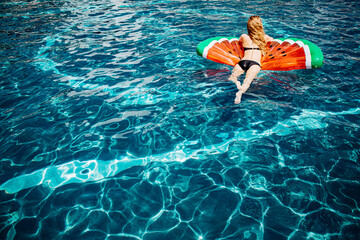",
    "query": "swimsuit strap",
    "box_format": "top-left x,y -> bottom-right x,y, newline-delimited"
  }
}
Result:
244,41 -> 260,51
243,47 -> 260,51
